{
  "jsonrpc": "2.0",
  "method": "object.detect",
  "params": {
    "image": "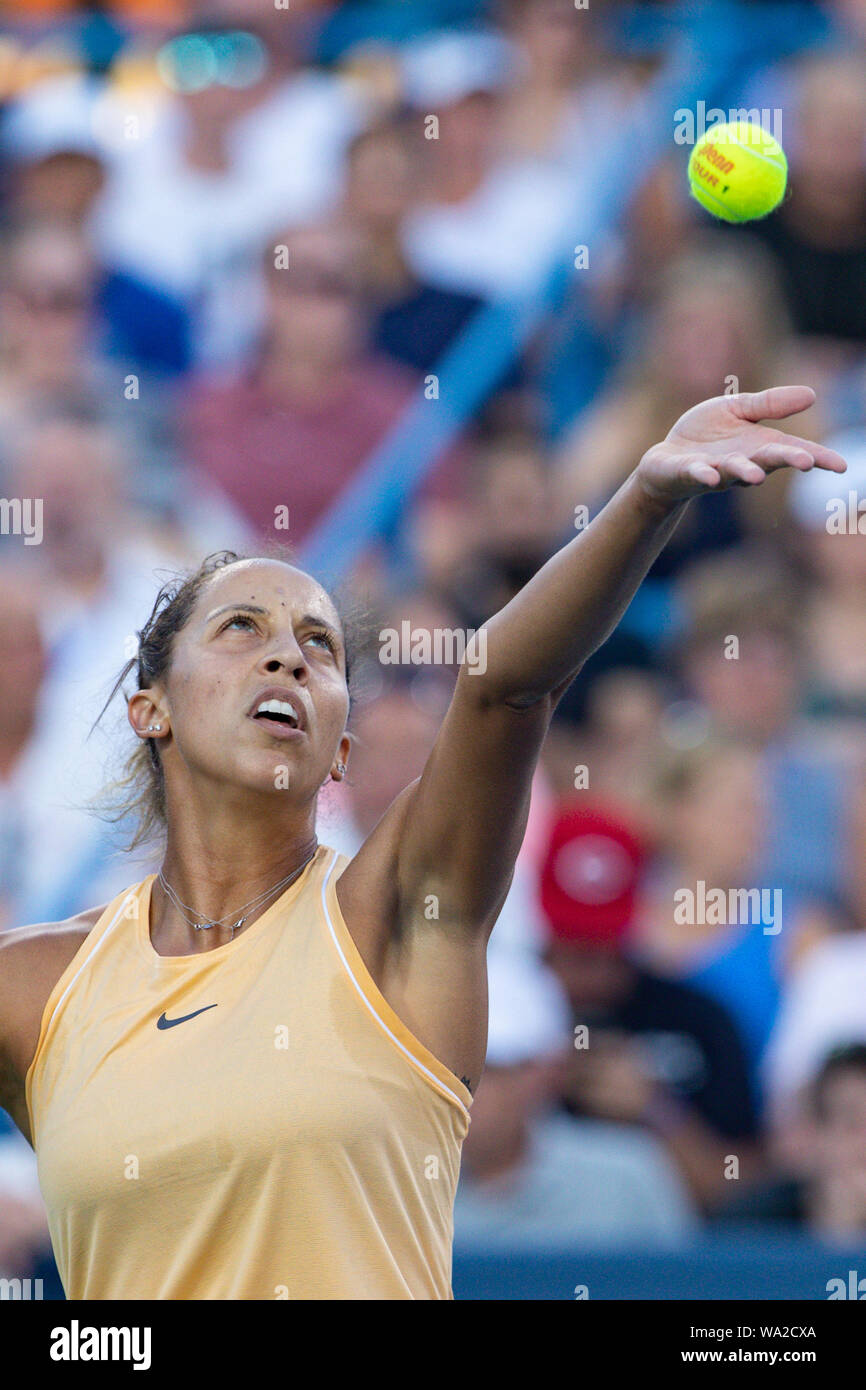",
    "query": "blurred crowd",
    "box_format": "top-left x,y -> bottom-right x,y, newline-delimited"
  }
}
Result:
4,0 -> 866,1288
